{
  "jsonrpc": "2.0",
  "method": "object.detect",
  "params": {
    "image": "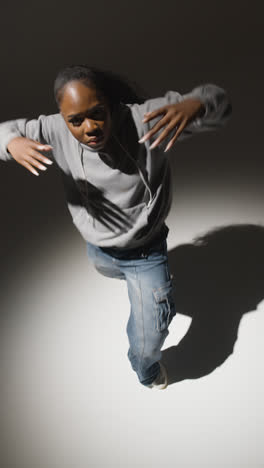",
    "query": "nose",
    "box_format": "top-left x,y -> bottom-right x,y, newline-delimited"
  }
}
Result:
83,118 -> 98,135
